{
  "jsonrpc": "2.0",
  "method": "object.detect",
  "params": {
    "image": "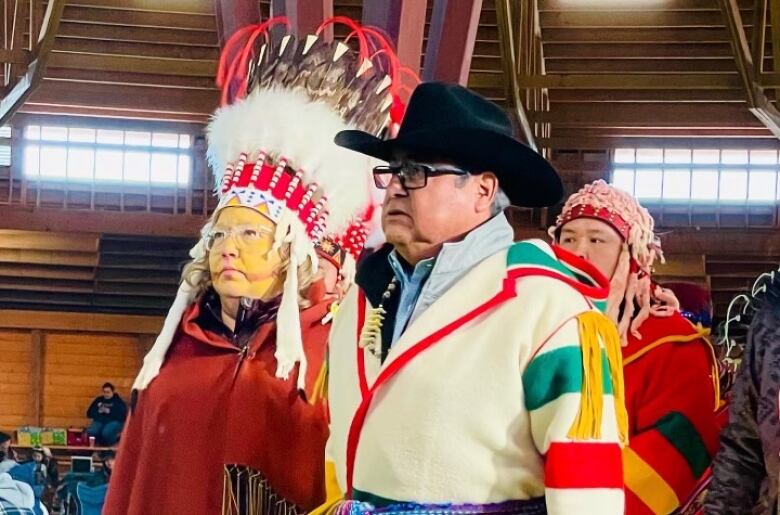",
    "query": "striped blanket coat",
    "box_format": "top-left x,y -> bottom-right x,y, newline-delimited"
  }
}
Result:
319,239 -> 627,515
